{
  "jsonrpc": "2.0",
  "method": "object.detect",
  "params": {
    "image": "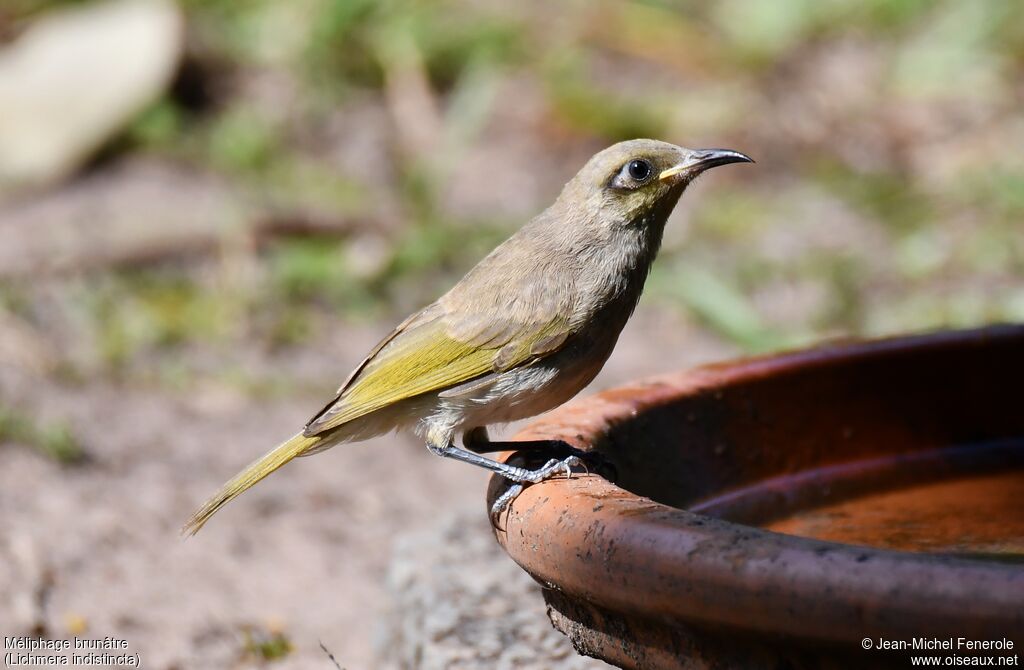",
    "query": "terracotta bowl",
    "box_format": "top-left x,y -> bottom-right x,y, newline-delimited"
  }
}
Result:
487,325 -> 1024,669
